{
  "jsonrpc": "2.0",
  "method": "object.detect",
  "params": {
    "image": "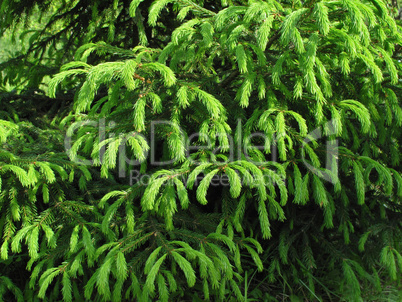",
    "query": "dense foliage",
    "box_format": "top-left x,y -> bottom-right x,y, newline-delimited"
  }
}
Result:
0,0 -> 401,301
